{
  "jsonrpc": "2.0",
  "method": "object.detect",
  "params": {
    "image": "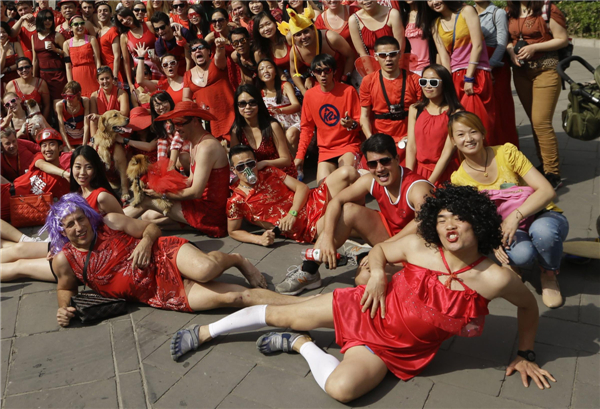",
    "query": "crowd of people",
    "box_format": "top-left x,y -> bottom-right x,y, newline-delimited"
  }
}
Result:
1,0 -> 571,403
